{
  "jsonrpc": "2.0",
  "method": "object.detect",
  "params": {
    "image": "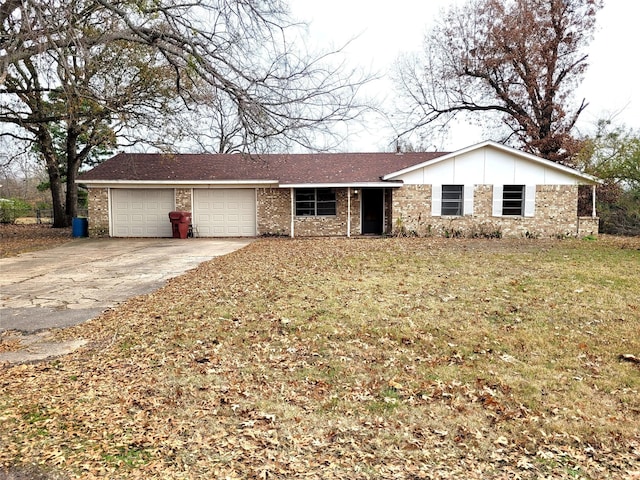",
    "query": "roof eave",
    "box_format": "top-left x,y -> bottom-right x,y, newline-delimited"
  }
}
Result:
280,182 -> 404,188
78,179 -> 405,188
77,179 -> 279,186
